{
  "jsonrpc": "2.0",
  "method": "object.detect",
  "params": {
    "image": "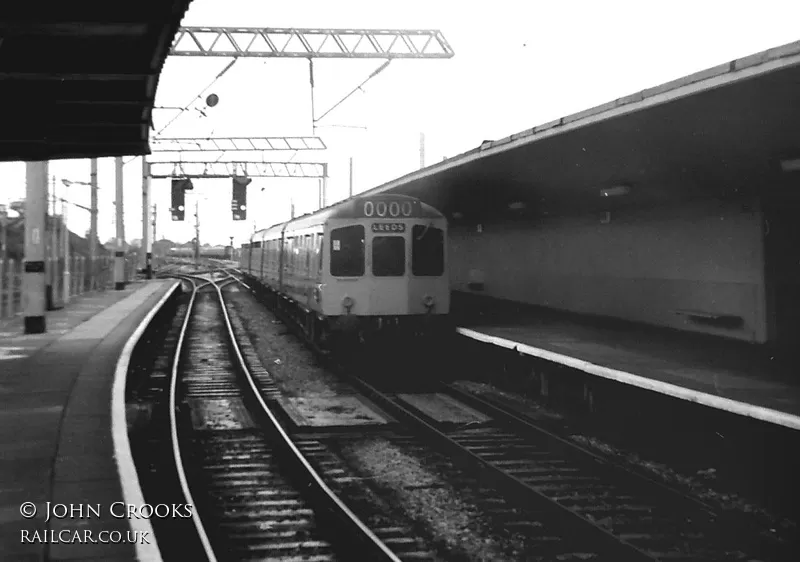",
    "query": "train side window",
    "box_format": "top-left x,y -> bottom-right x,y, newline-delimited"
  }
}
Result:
330,225 -> 364,276
305,234 -> 312,272
412,225 -> 445,276
372,236 -> 405,277
318,234 -> 324,274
